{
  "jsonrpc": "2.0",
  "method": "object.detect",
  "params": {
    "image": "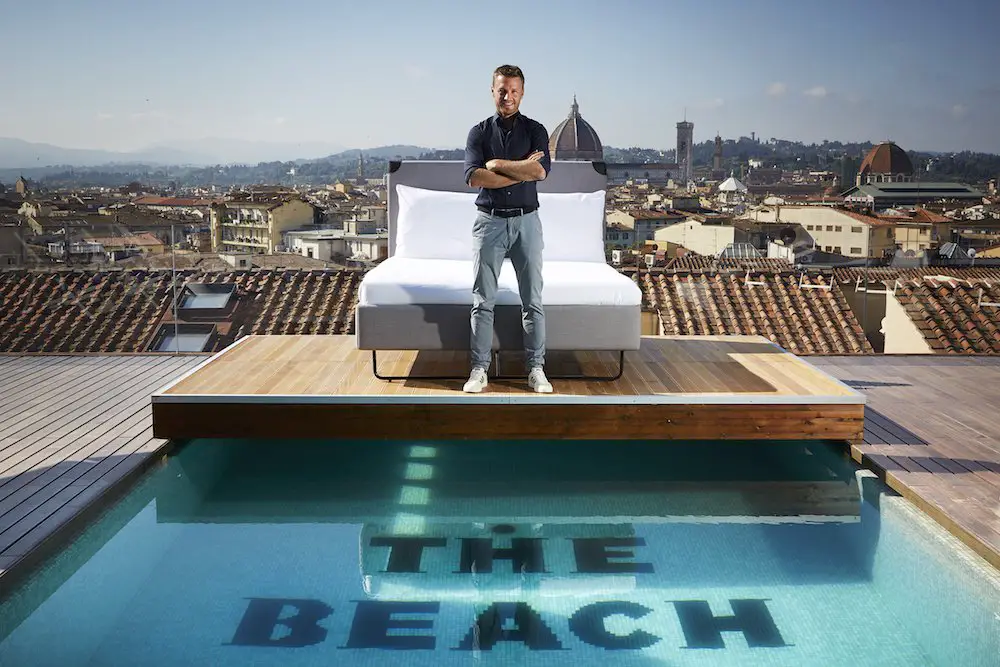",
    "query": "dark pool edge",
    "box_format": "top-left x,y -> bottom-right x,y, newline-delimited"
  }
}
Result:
0,439 -> 179,606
